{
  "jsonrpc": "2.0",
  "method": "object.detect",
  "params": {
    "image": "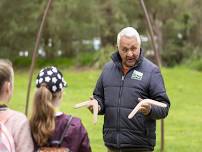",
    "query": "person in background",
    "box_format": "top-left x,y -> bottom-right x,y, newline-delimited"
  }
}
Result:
0,59 -> 34,152
30,66 -> 91,152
